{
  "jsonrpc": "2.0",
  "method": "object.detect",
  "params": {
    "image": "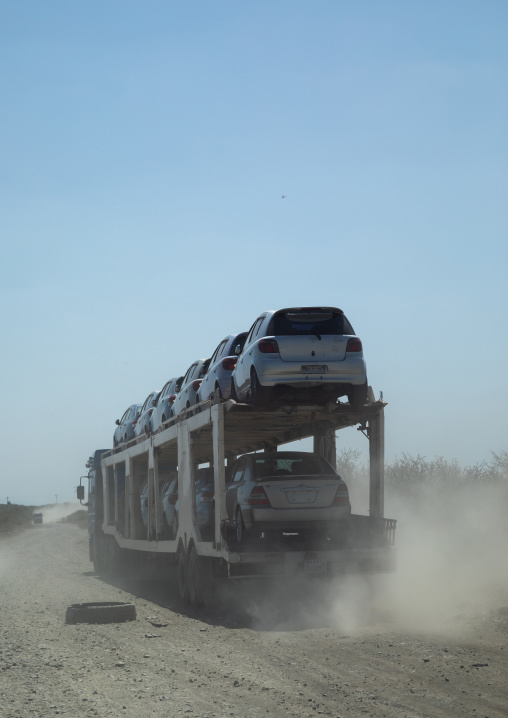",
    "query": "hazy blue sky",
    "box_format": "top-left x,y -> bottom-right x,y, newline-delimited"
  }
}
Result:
1,1 -> 507,505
